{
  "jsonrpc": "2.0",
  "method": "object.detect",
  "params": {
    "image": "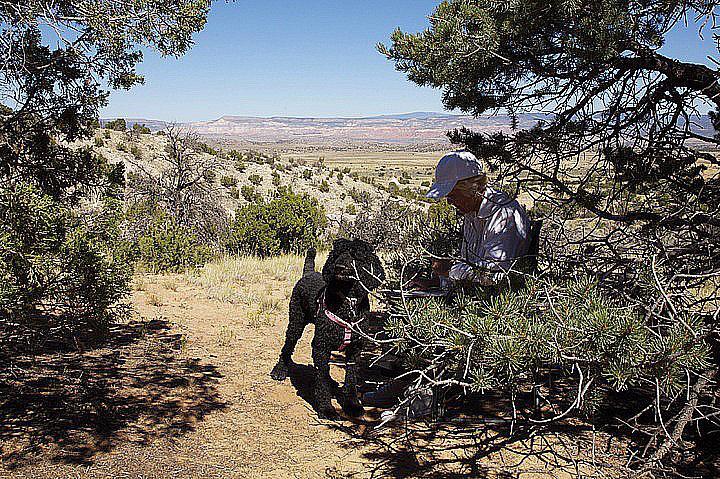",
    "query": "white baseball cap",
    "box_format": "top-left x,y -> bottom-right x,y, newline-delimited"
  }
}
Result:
426,151 -> 484,199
